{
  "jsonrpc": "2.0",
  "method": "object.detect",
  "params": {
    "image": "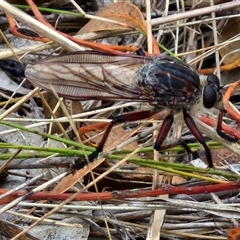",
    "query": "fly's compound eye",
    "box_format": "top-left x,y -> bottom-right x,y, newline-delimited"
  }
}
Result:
203,74 -> 220,109
203,84 -> 218,108
207,74 -> 220,87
